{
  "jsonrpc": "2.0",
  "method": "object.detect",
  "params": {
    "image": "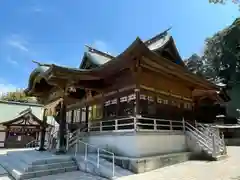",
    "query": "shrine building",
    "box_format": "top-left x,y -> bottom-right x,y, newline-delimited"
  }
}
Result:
0,100 -> 53,148
25,29 -> 229,157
